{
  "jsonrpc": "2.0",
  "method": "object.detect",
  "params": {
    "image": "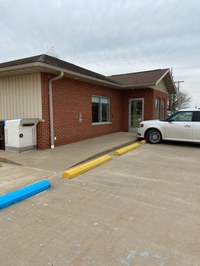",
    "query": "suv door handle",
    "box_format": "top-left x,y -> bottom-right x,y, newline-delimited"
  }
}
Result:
184,124 -> 191,127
